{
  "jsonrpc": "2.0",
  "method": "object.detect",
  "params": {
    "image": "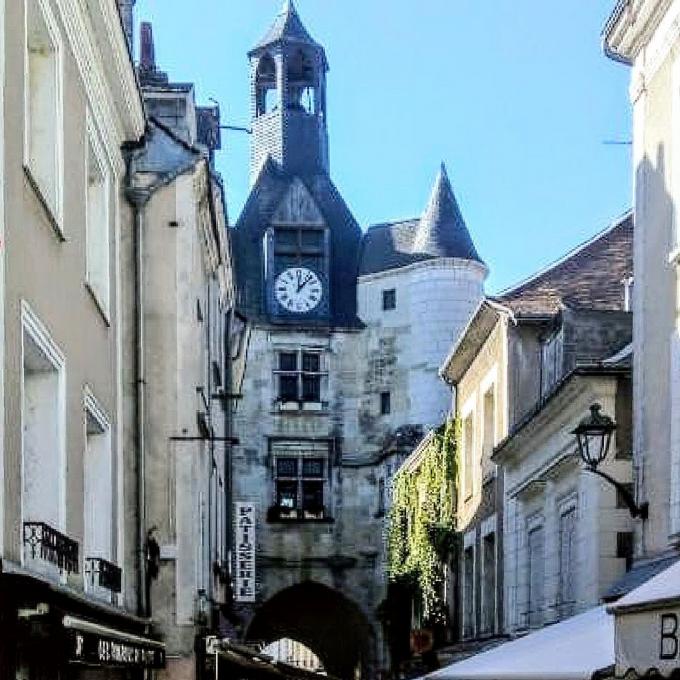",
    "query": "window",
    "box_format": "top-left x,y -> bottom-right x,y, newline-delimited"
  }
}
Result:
380,391 -> 391,415
255,54 -> 278,116
83,391 -> 113,600
377,478 -> 385,517
463,414 -> 474,500
482,388 -> 495,459
527,524 -> 545,628
274,227 -> 324,270
382,289 -> 396,311
623,276 -> 634,312
85,127 -> 111,316
287,50 -> 316,114
21,303 -> 66,576
275,350 -> 325,405
617,532 -> 634,572
463,546 -> 475,638
558,507 -> 577,618
481,533 -> 496,633
25,0 -> 62,224
272,442 -> 329,520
